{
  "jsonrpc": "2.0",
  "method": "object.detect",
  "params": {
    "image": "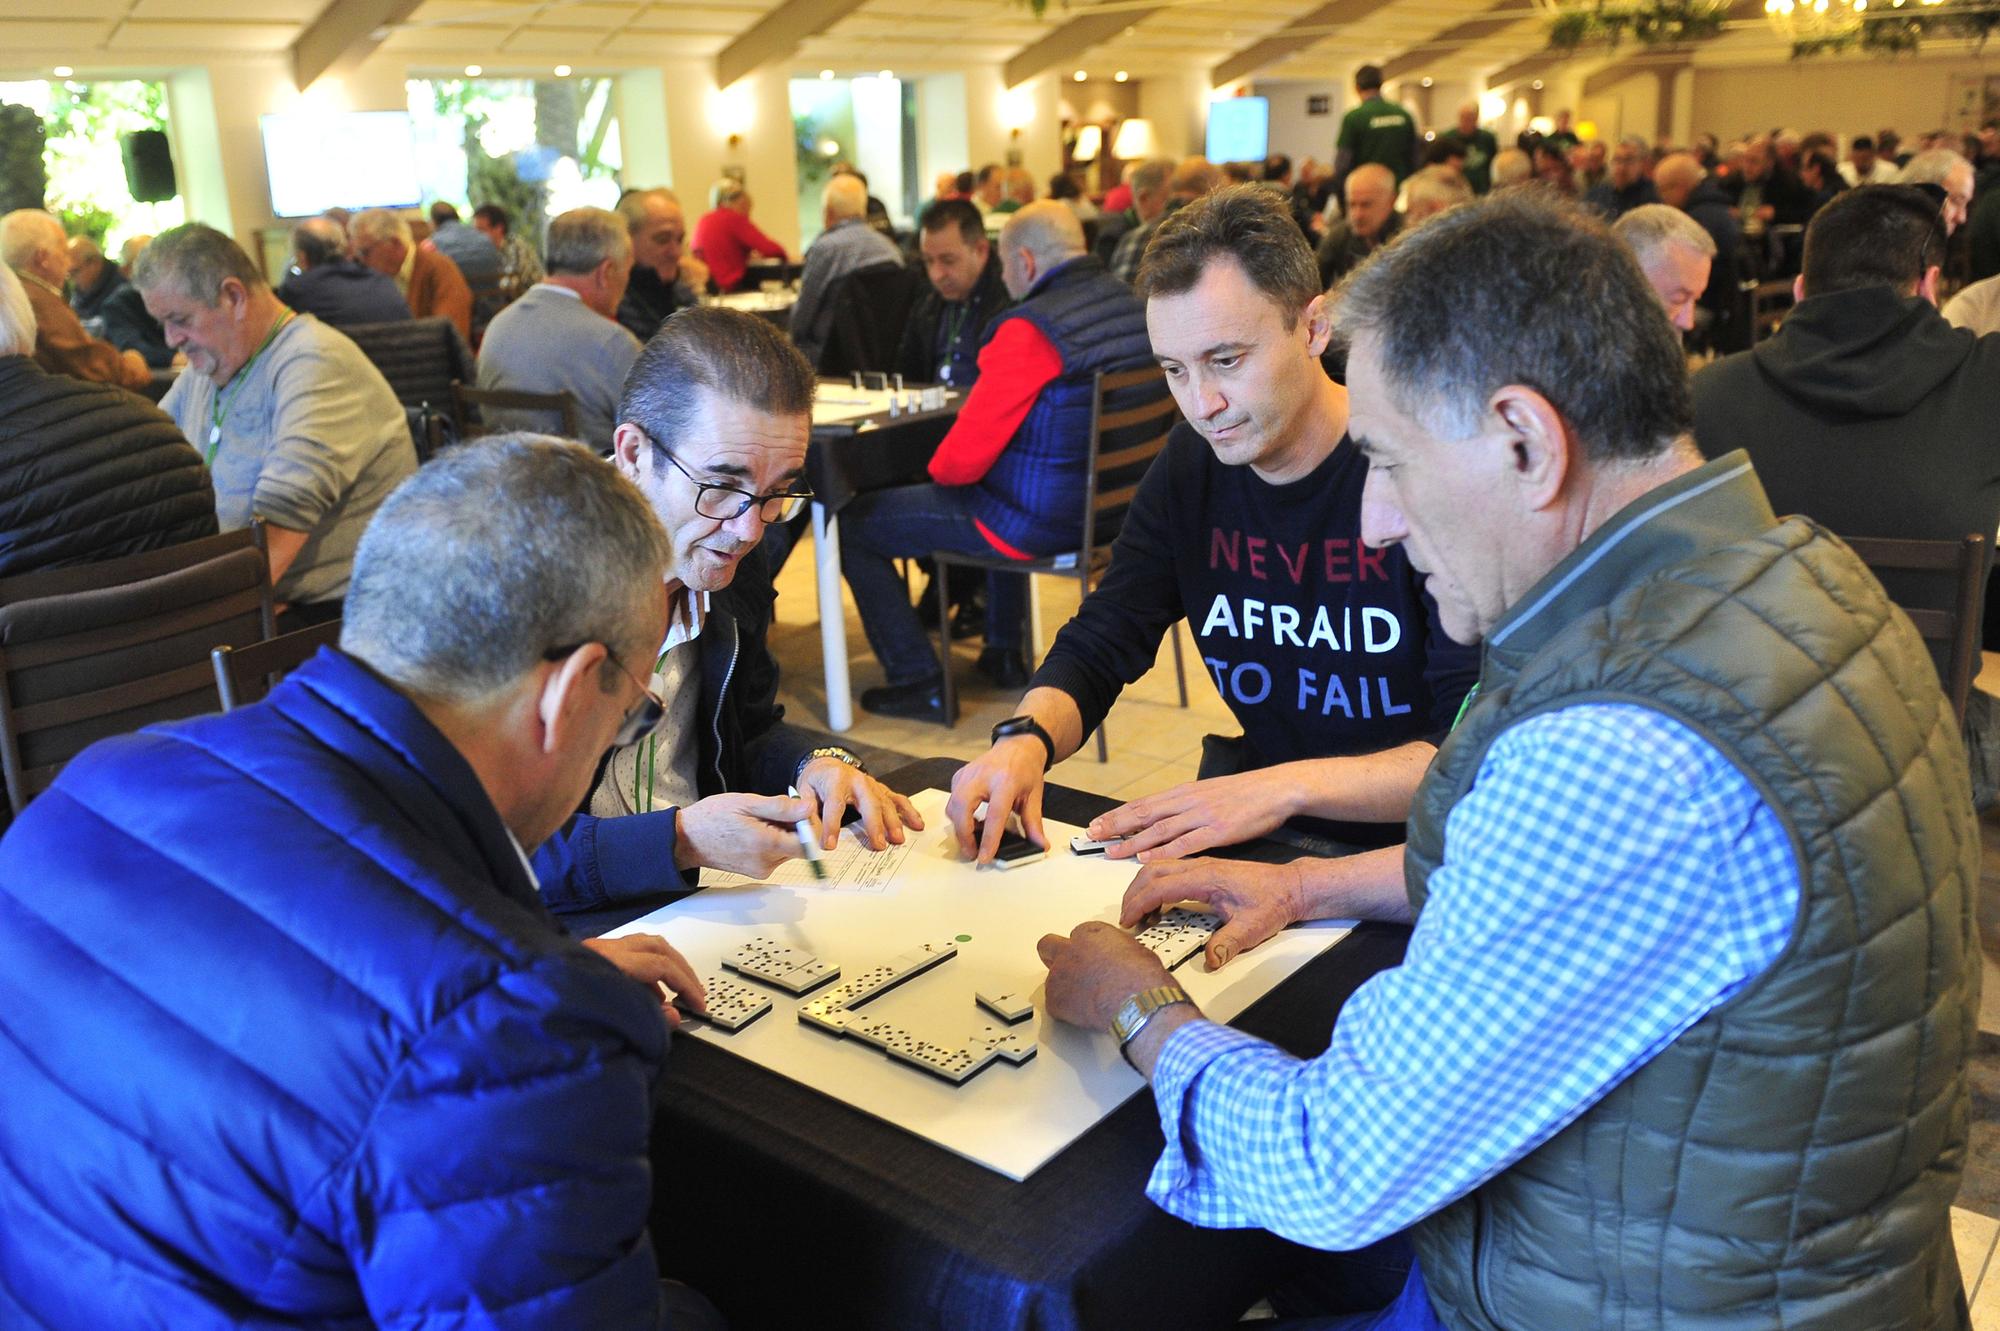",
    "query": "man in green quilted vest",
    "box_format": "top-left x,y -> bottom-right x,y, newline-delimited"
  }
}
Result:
1038,190 -> 1977,1330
